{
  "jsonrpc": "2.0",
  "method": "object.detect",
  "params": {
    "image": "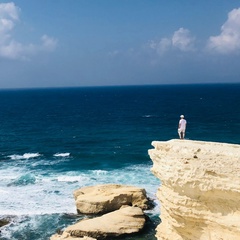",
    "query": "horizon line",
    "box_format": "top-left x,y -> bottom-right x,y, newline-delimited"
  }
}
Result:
0,82 -> 239,91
